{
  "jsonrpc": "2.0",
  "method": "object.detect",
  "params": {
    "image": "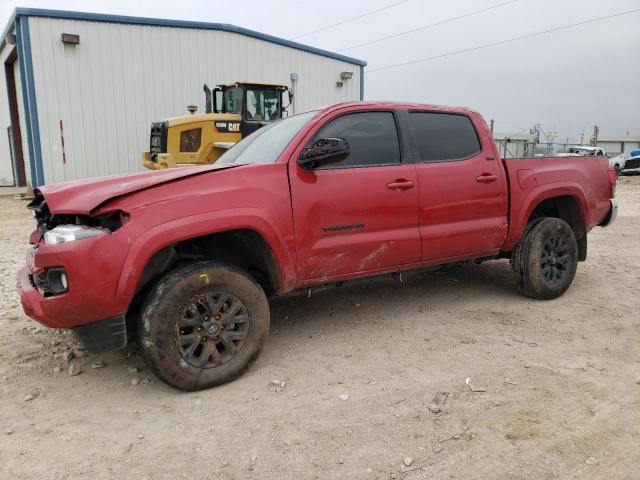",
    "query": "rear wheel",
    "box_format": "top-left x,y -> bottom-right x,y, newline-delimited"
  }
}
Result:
138,261 -> 269,390
511,218 -> 578,300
